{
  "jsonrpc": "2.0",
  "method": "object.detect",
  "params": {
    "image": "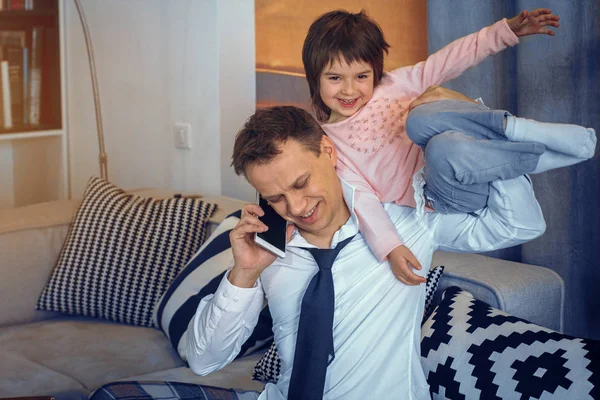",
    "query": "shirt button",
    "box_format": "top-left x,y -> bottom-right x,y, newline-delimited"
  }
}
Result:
233,297 -> 239,303
222,291 -> 229,298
